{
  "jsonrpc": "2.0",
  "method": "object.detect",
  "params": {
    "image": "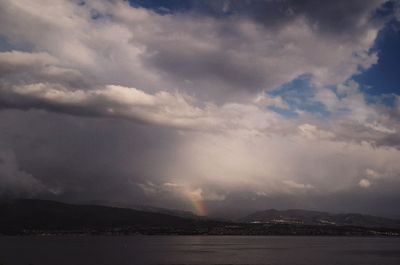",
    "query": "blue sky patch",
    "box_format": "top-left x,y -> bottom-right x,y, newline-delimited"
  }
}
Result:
128,0 -> 193,15
354,19 -> 400,97
267,74 -> 330,118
